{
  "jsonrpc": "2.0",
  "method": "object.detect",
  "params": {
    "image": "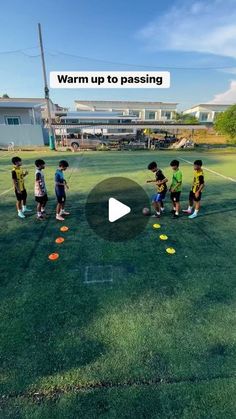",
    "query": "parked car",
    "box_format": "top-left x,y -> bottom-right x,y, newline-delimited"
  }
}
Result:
65,133 -> 106,151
